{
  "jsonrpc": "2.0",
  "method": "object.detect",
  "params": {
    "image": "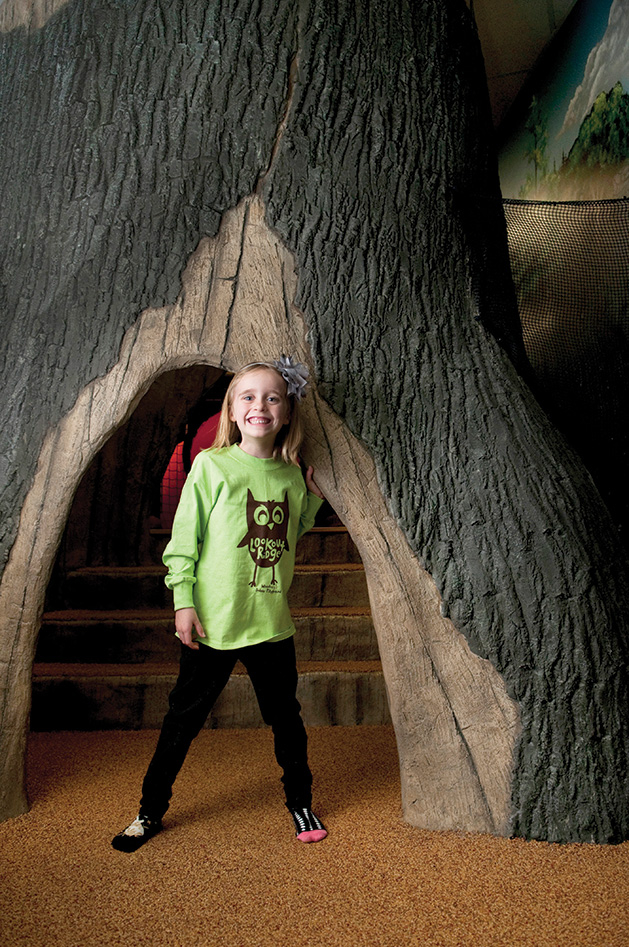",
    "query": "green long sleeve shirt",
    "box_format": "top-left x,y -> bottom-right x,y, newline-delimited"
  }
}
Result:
163,443 -> 323,649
